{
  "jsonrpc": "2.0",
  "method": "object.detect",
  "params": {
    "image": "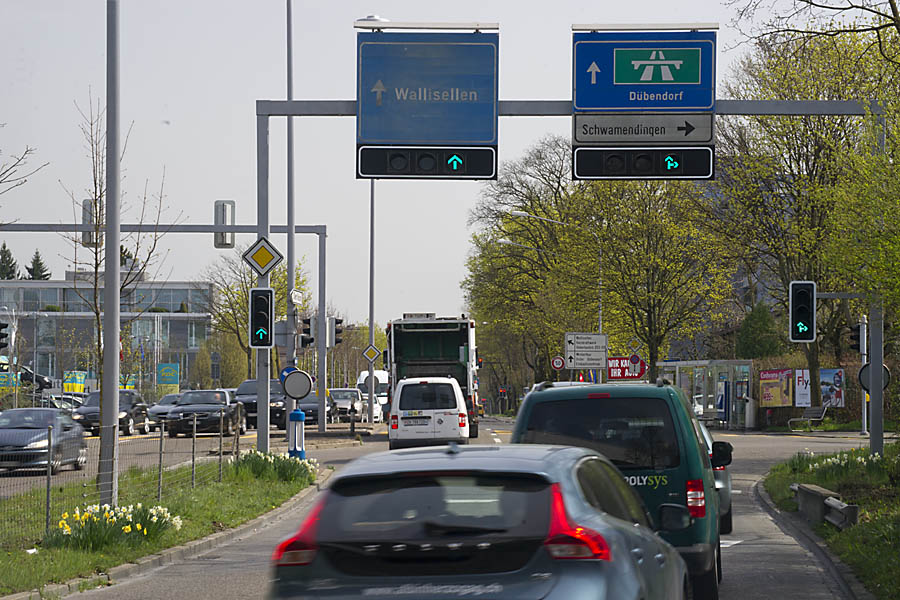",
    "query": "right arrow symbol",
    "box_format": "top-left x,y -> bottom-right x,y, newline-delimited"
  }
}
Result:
586,62 -> 601,85
677,121 -> 695,136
